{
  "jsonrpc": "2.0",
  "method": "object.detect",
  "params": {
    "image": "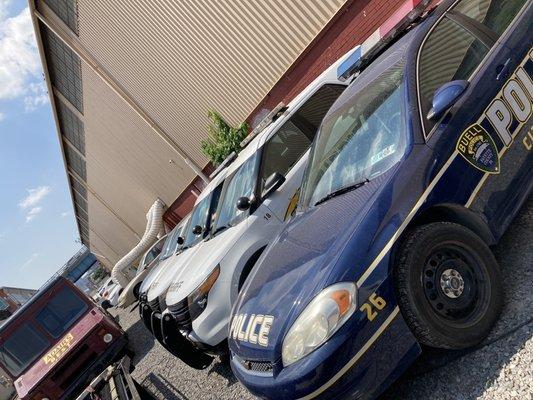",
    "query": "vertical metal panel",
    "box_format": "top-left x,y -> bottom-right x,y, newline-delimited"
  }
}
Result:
82,65 -> 198,238
38,0 -> 349,263
77,0 -> 346,166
